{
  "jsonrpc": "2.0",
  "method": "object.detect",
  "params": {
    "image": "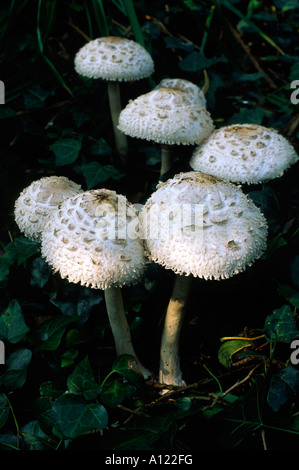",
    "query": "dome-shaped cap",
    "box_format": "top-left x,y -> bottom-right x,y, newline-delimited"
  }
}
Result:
118,88 -> 214,145
140,171 -> 268,280
155,78 -> 206,108
41,189 -> 147,290
14,176 -> 83,242
74,36 -> 154,82
190,124 -> 299,184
